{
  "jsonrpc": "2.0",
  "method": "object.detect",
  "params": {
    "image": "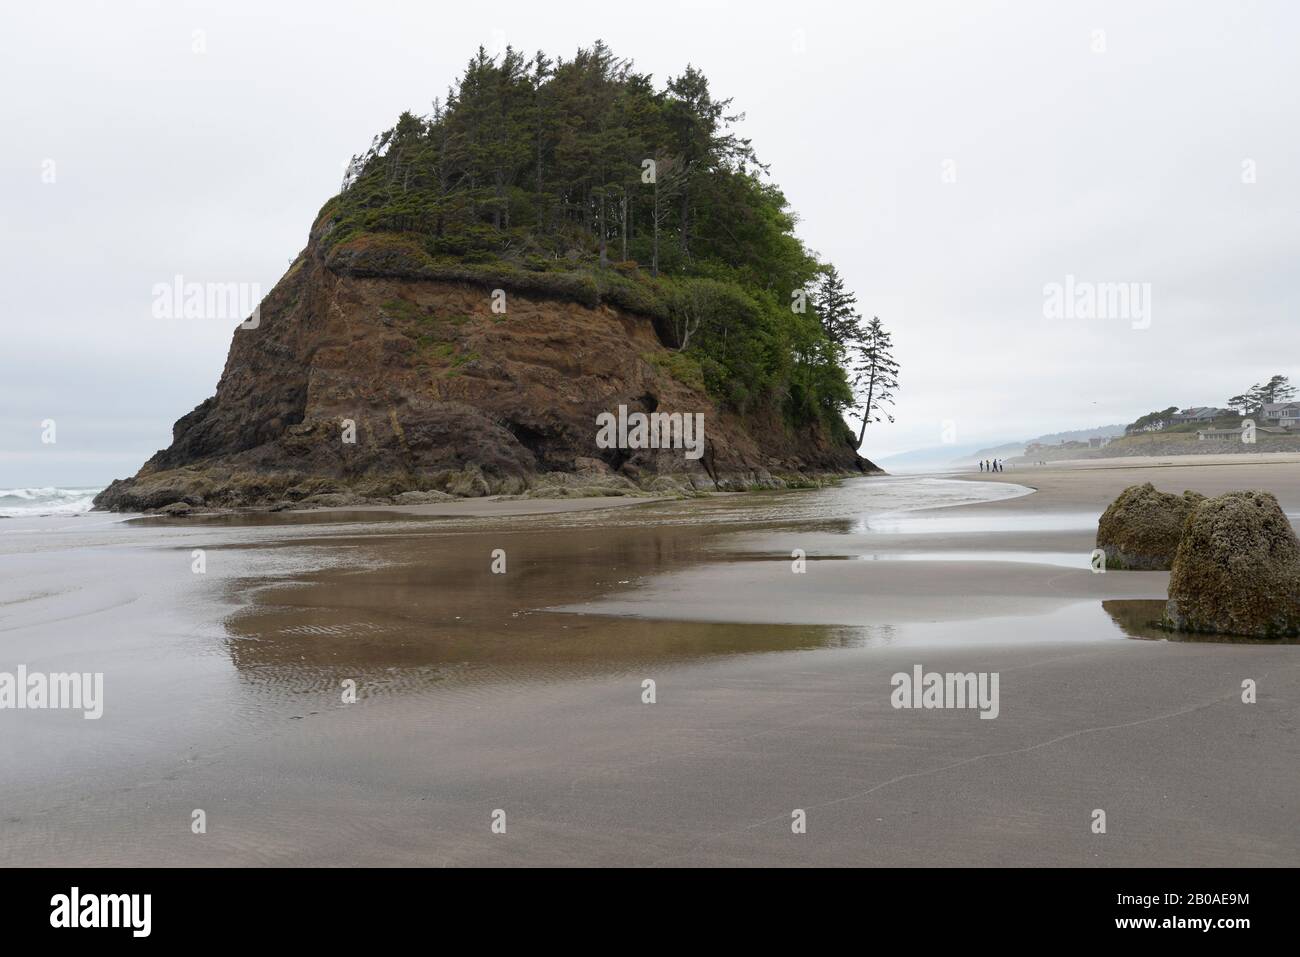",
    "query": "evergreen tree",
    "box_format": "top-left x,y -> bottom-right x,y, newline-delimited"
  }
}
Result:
812,266 -> 862,351
850,317 -> 900,449
1124,407 -> 1179,434
1259,374 -> 1296,406
1239,375 -> 1296,413
648,152 -> 684,276
1226,393 -> 1252,416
